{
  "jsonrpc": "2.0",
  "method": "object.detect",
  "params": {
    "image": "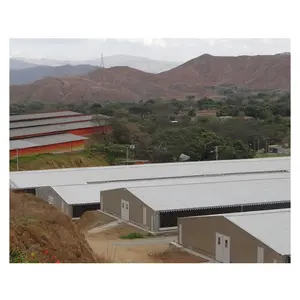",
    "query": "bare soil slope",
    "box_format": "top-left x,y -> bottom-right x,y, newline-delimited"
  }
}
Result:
157,53 -> 290,90
10,53 -> 290,104
10,192 -> 98,263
